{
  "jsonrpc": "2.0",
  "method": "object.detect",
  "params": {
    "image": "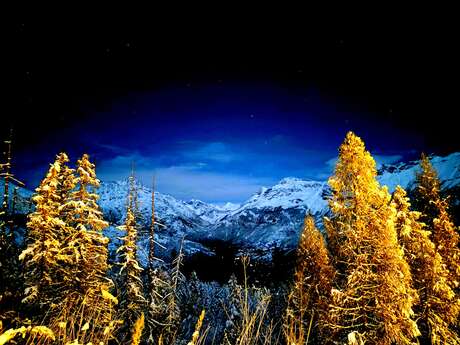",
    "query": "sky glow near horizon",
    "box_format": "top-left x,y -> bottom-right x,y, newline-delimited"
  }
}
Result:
15,83 -> 423,203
